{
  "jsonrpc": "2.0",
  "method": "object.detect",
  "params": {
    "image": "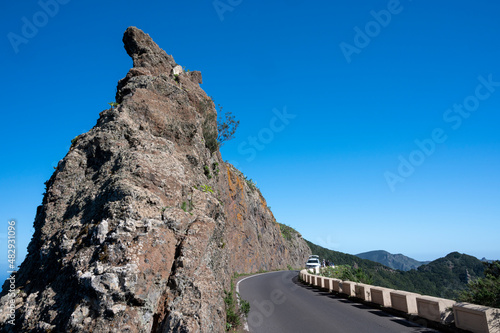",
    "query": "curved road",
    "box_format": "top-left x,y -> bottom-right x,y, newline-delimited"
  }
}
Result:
237,271 -> 438,333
